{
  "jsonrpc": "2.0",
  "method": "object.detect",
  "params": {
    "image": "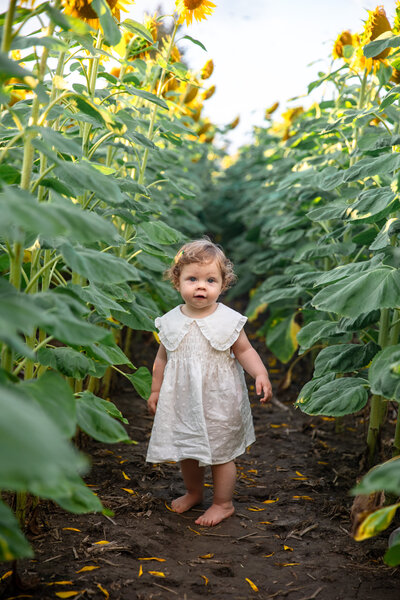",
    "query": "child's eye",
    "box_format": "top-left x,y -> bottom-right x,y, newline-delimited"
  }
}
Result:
208,278 -> 215,283
189,276 -> 197,281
